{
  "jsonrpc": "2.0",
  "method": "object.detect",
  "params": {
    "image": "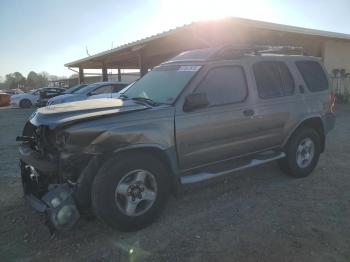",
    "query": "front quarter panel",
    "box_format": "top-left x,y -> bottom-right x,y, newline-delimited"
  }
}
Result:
62,107 -> 176,156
